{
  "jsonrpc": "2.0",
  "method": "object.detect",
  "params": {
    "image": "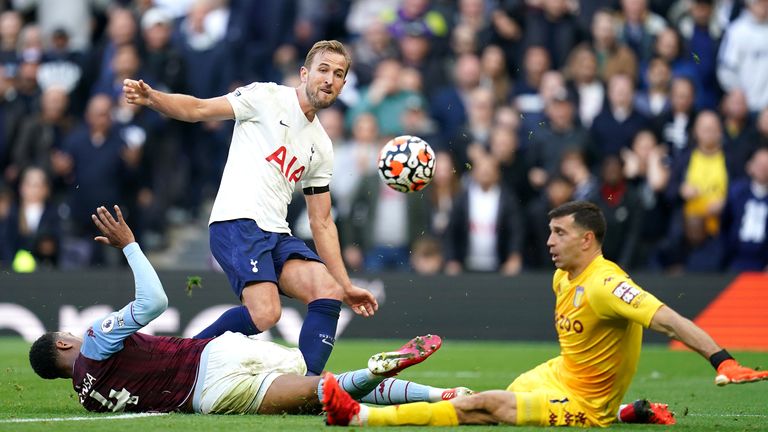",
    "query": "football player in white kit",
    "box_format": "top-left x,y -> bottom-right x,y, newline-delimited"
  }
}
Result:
123,40 -> 378,375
